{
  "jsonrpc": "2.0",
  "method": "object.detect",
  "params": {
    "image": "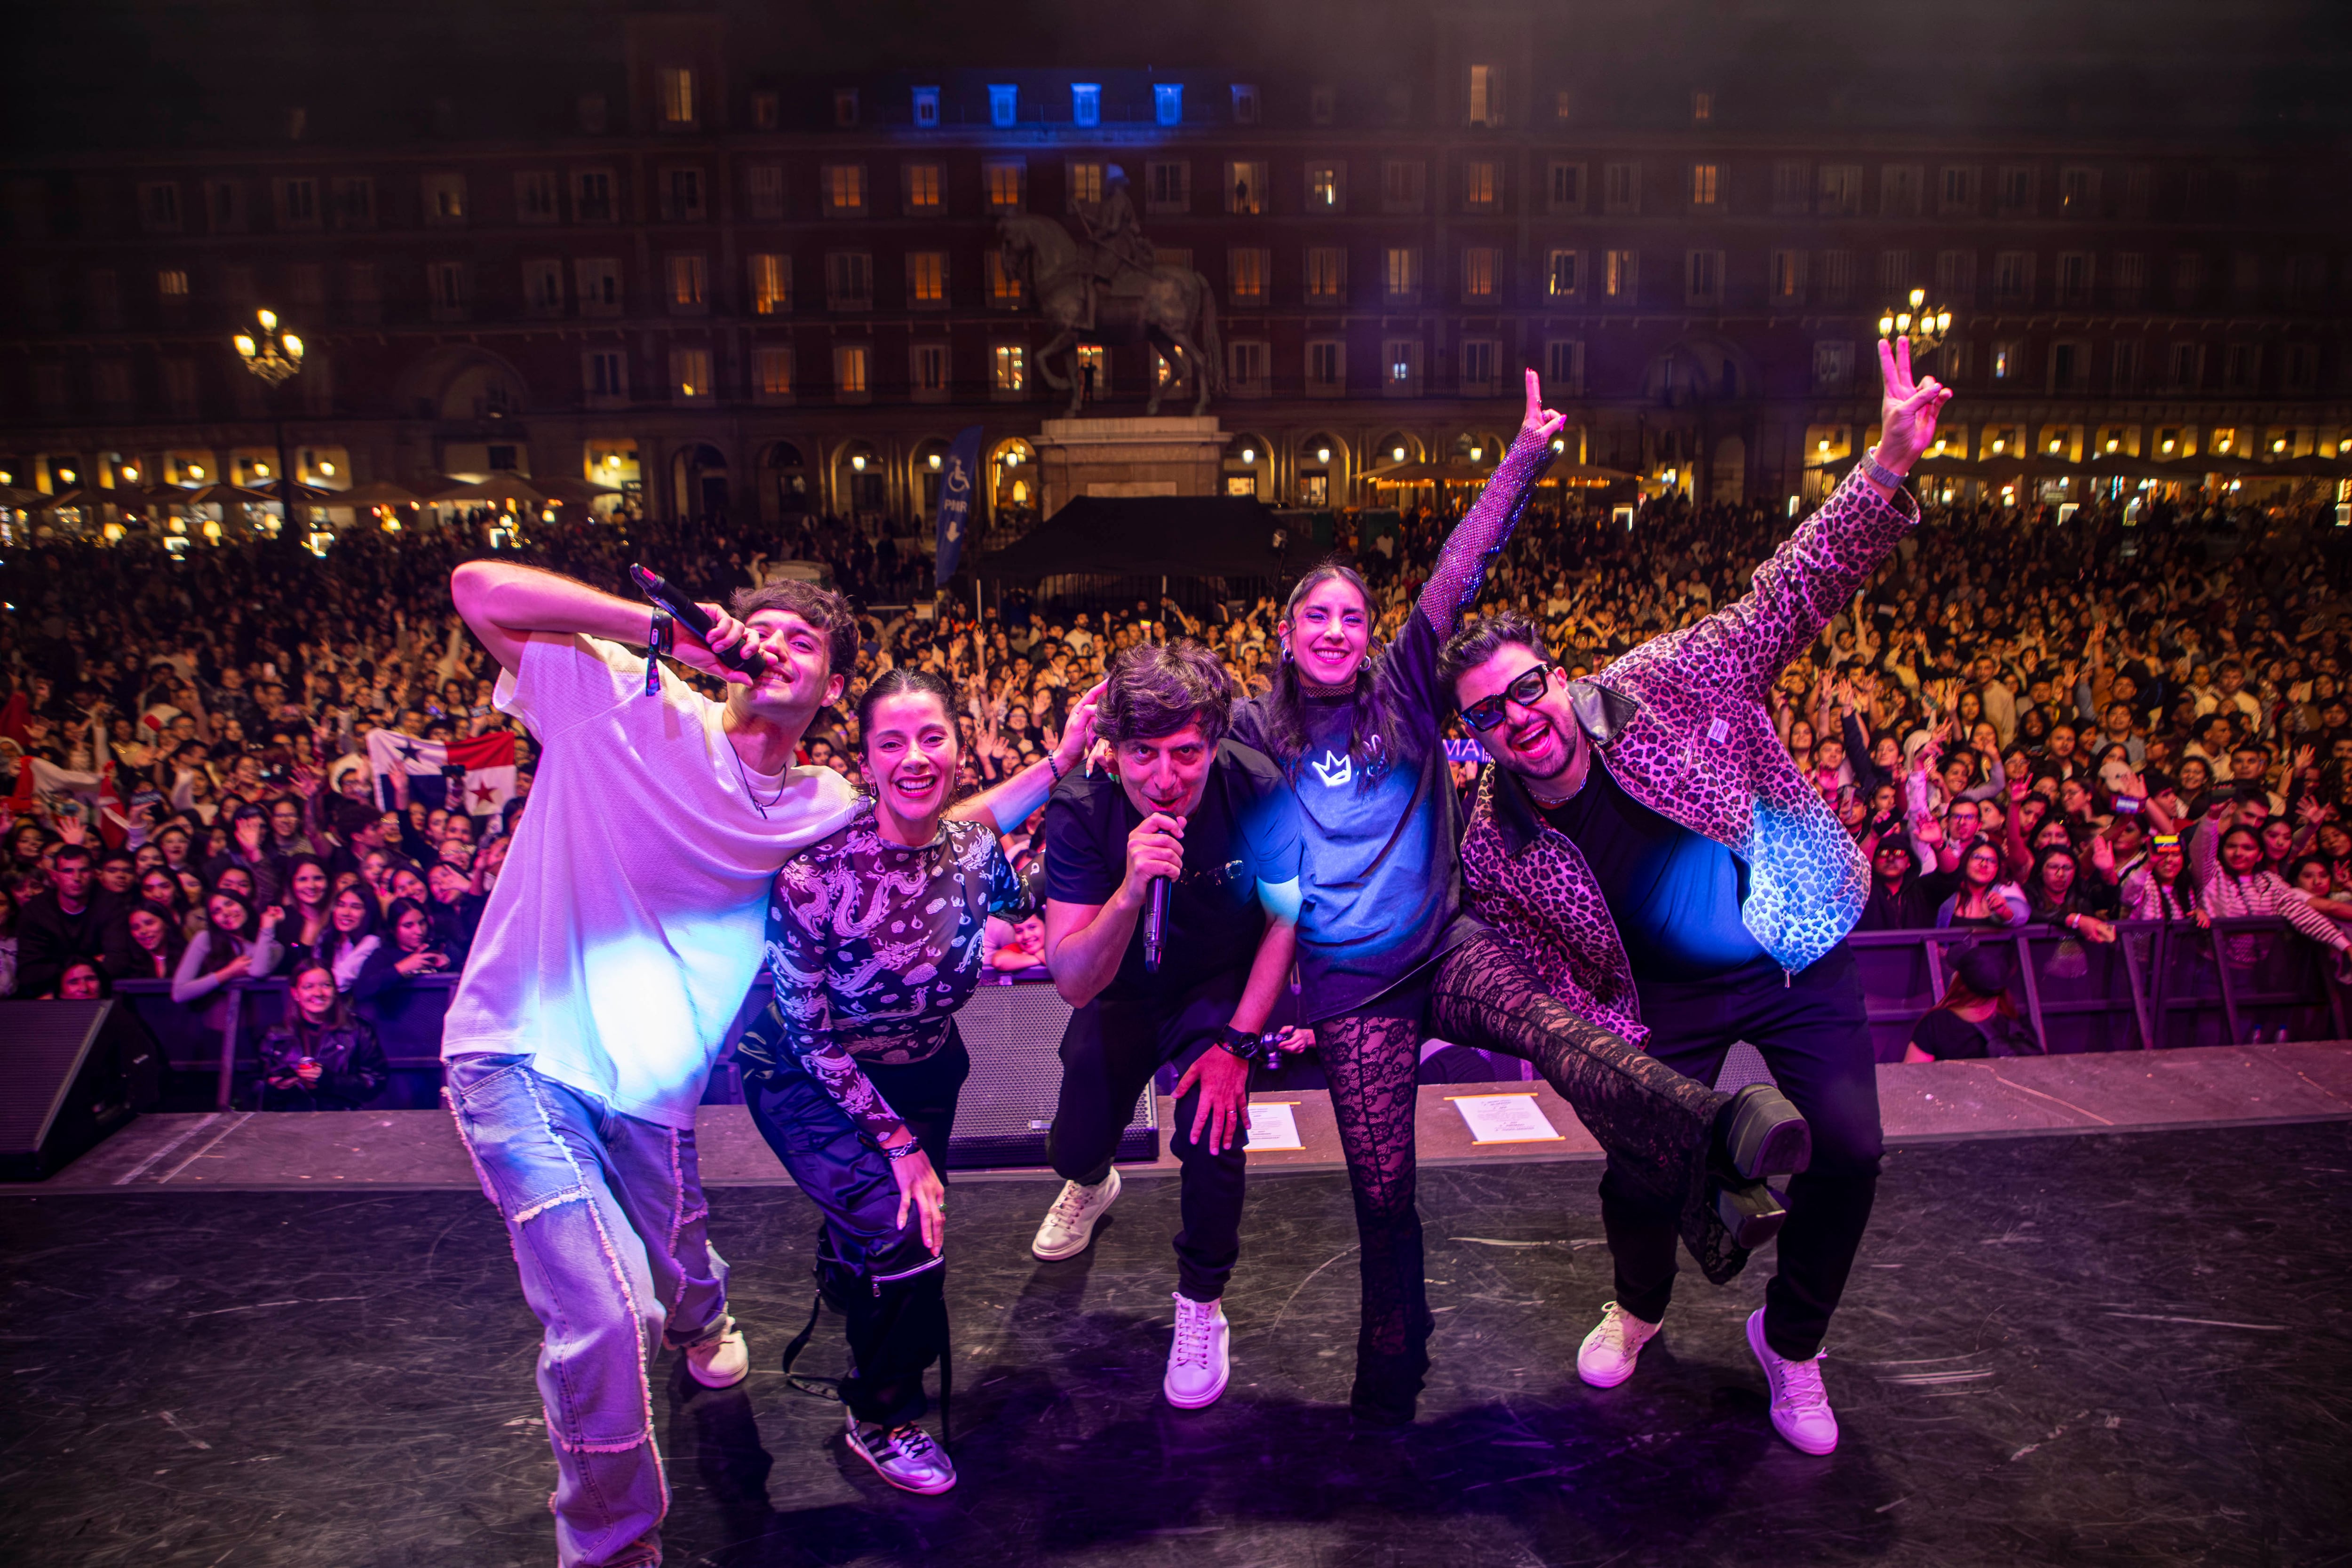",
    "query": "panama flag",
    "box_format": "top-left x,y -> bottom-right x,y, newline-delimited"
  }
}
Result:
366,728 -> 519,815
